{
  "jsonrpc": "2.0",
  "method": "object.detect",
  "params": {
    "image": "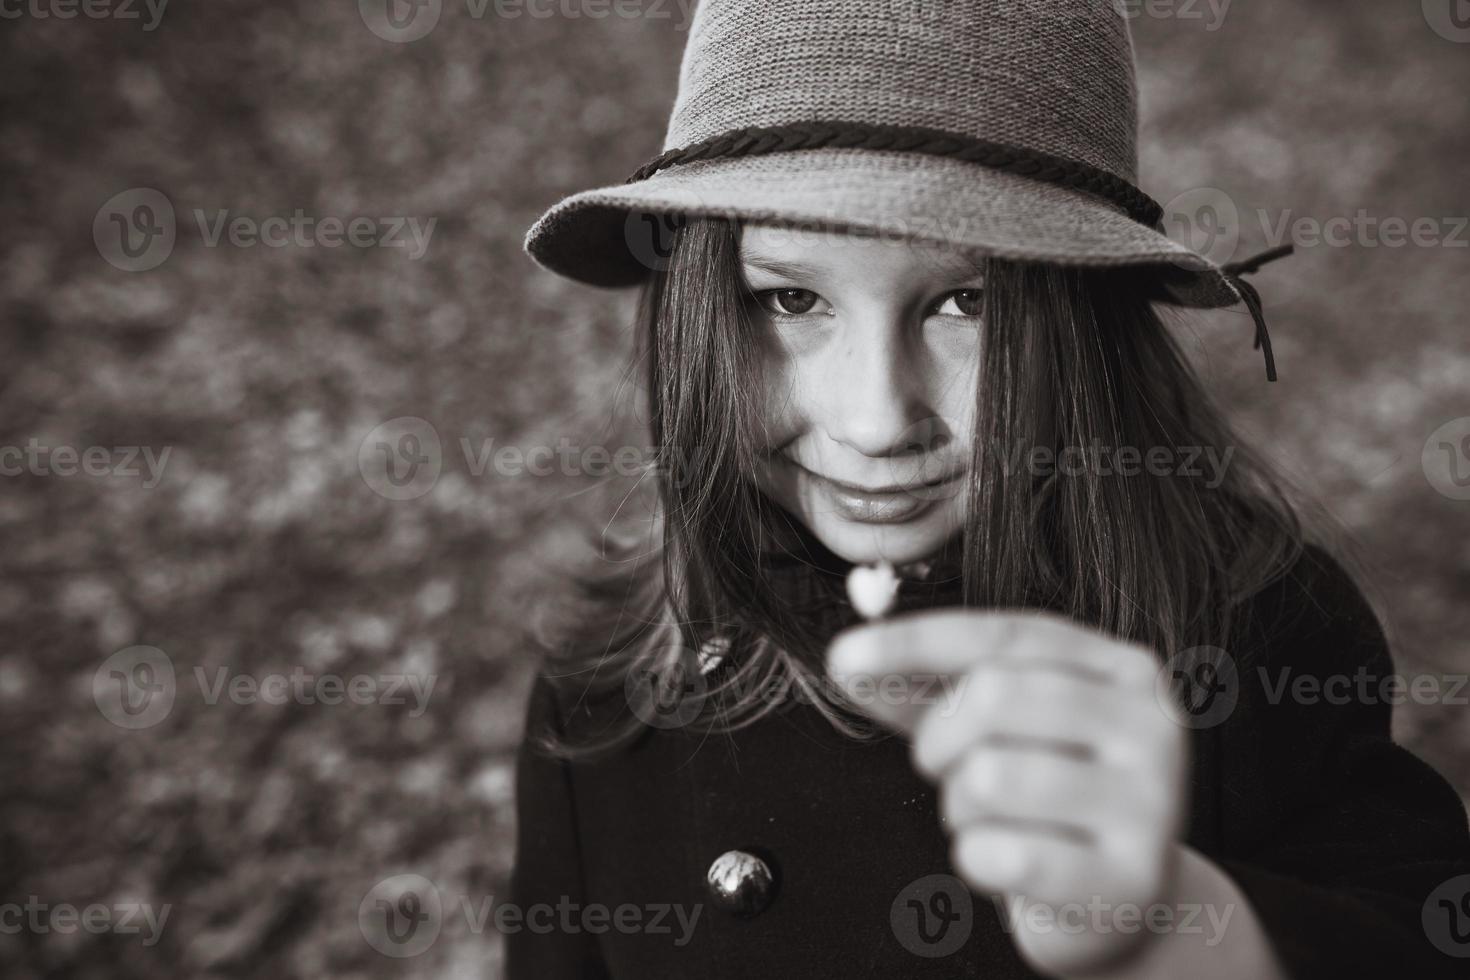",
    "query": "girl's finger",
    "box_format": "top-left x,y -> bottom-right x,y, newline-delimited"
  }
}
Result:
939,744 -> 1169,833
828,608 -> 1157,690
828,609 -> 1042,679
911,661 -> 1175,780
824,657 -> 972,734
950,823 -> 1099,904
951,824 -> 1166,912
